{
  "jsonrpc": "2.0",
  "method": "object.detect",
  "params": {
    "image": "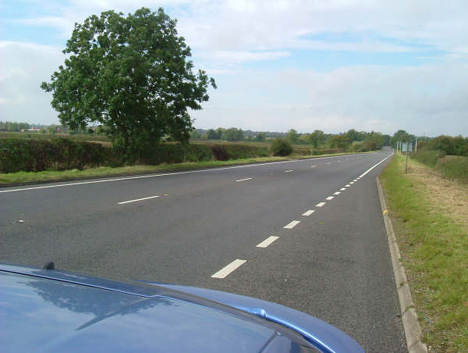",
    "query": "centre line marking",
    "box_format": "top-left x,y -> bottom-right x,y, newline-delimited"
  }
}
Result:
256,236 -> 279,248
211,259 -> 247,279
326,196 -> 334,200
302,210 -> 315,216
334,191 -> 341,195
326,162 -> 331,165
285,170 -> 294,173
350,181 -> 354,184
340,188 -> 346,191
117,195 -> 160,205
345,184 -> 351,187
284,220 -> 300,229
353,179 -> 358,182
316,202 -> 326,207
310,165 -> 316,168
236,177 -> 253,182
